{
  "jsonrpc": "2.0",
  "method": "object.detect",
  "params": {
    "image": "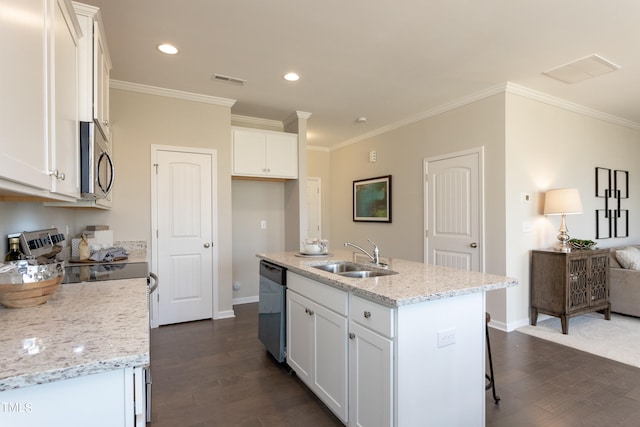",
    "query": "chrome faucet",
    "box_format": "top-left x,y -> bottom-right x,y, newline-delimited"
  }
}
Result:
344,239 -> 382,266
